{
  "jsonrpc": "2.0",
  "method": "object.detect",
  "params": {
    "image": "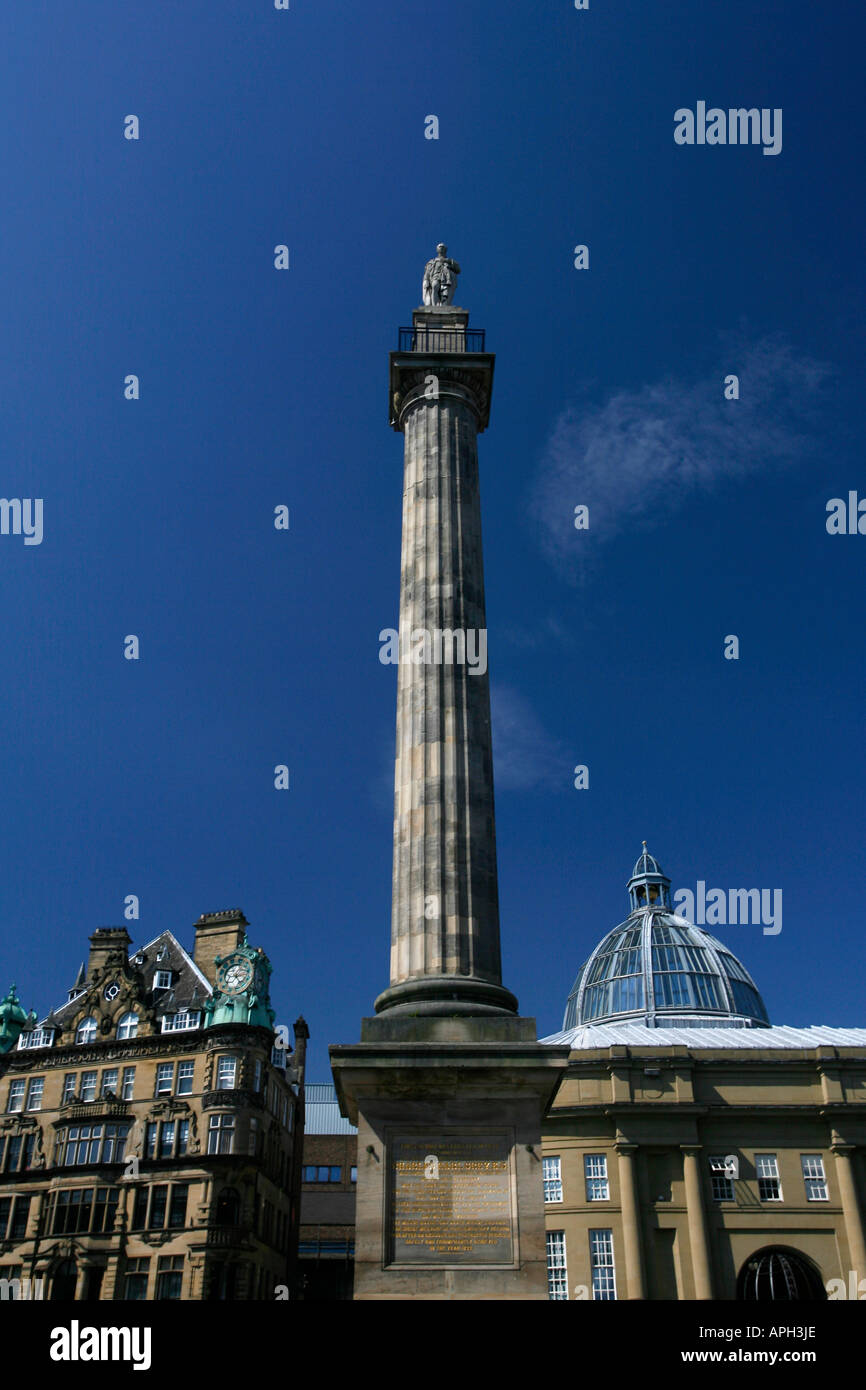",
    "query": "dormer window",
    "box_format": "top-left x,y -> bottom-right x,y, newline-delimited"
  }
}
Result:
76,1016 -> 98,1045
117,1012 -> 139,1040
153,971 -> 172,991
161,1010 -> 201,1033
17,1027 -> 55,1051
